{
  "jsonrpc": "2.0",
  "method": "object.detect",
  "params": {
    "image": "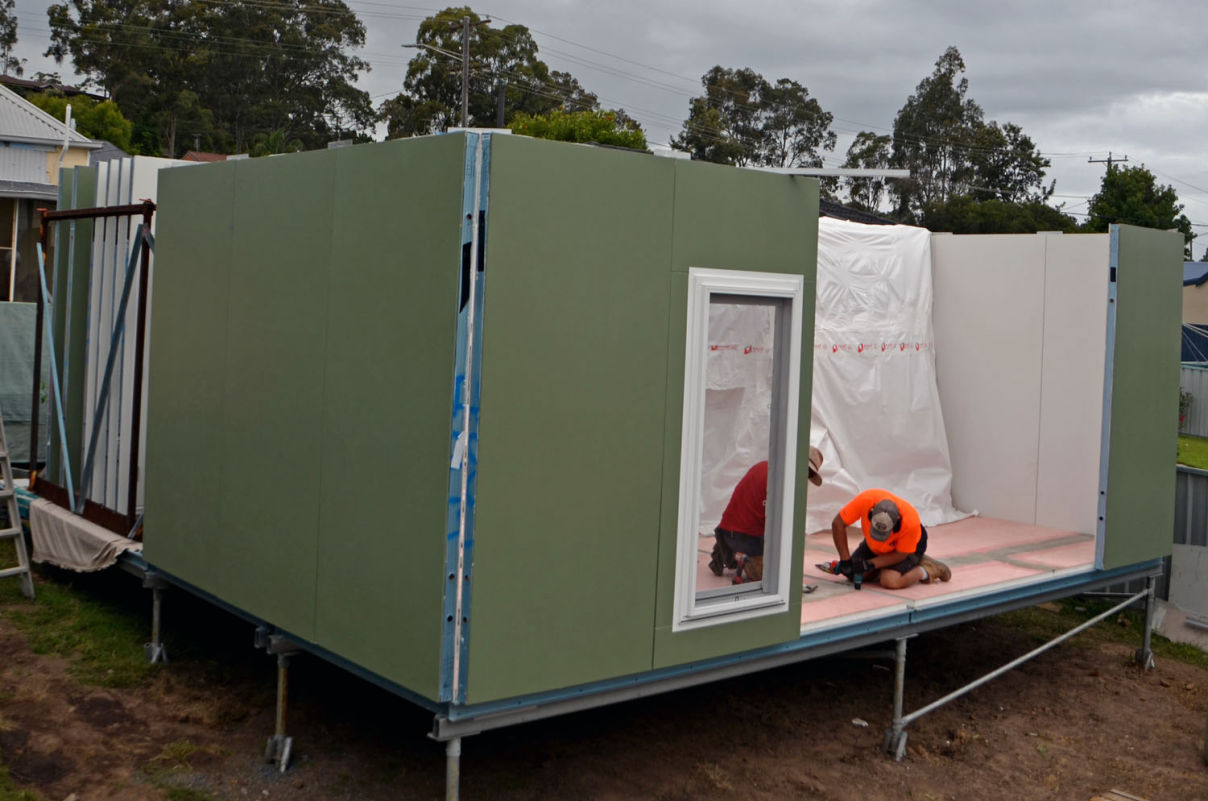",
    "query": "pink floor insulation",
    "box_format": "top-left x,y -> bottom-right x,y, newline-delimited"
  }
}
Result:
695,516 -> 1095,629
